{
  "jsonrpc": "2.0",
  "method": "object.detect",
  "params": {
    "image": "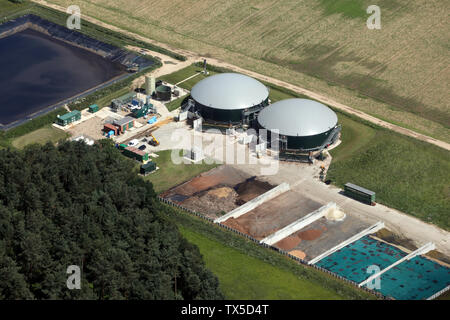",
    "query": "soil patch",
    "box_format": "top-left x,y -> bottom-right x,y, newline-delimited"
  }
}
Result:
297,229 -> 323,241
180,186 -> 238,217
275,236 -> 302,251
375,228 -> 418,251
289,250 -> 306,260
234,177 -> 274,205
